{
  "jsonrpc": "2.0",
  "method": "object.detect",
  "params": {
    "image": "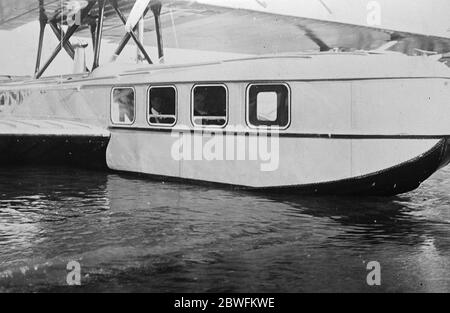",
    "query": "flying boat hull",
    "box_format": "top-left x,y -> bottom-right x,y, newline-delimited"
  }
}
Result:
1,53 -> 450,196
